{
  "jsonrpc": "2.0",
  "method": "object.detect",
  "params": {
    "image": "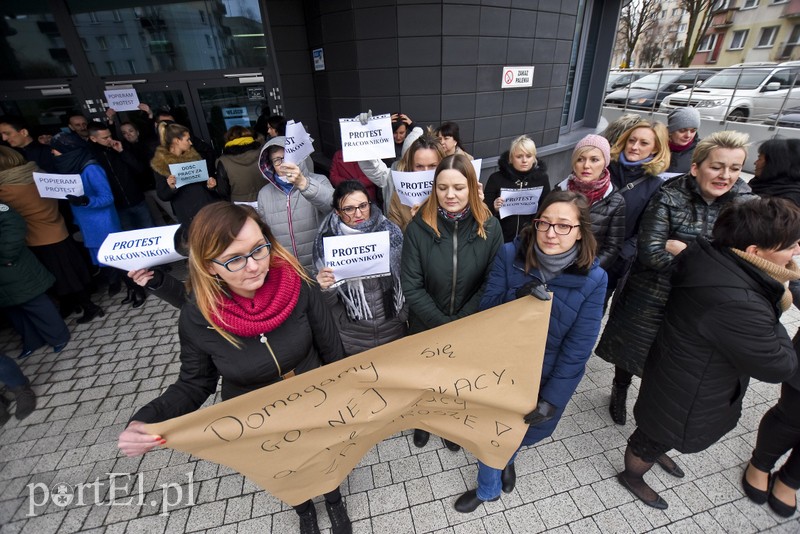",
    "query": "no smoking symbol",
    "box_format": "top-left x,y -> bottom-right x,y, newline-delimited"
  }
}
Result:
504,70 -> 514,84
